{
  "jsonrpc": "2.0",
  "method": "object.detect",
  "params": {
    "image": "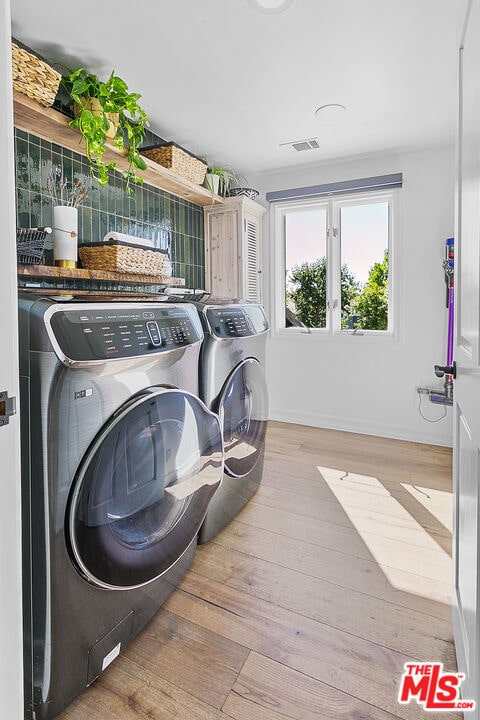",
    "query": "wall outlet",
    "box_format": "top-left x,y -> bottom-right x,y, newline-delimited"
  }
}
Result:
417,387 -> 431,395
